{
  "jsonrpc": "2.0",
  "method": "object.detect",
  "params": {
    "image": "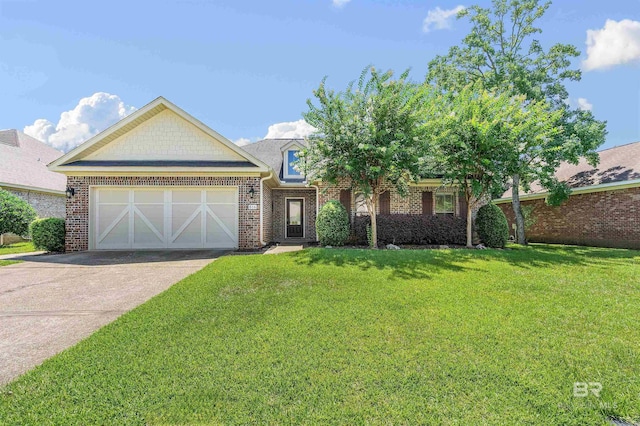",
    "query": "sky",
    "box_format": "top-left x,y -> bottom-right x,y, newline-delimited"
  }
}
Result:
1,0 -> 639,153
